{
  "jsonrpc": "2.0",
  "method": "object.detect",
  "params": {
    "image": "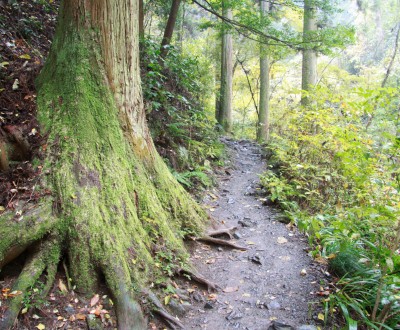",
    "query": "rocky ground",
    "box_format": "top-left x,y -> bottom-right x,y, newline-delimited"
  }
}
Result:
172,138 -> 330,330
